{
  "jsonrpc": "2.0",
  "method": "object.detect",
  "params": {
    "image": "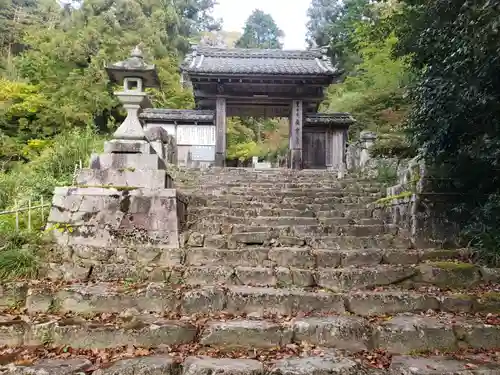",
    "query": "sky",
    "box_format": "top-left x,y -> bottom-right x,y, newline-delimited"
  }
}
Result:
212,0 -> 312,50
